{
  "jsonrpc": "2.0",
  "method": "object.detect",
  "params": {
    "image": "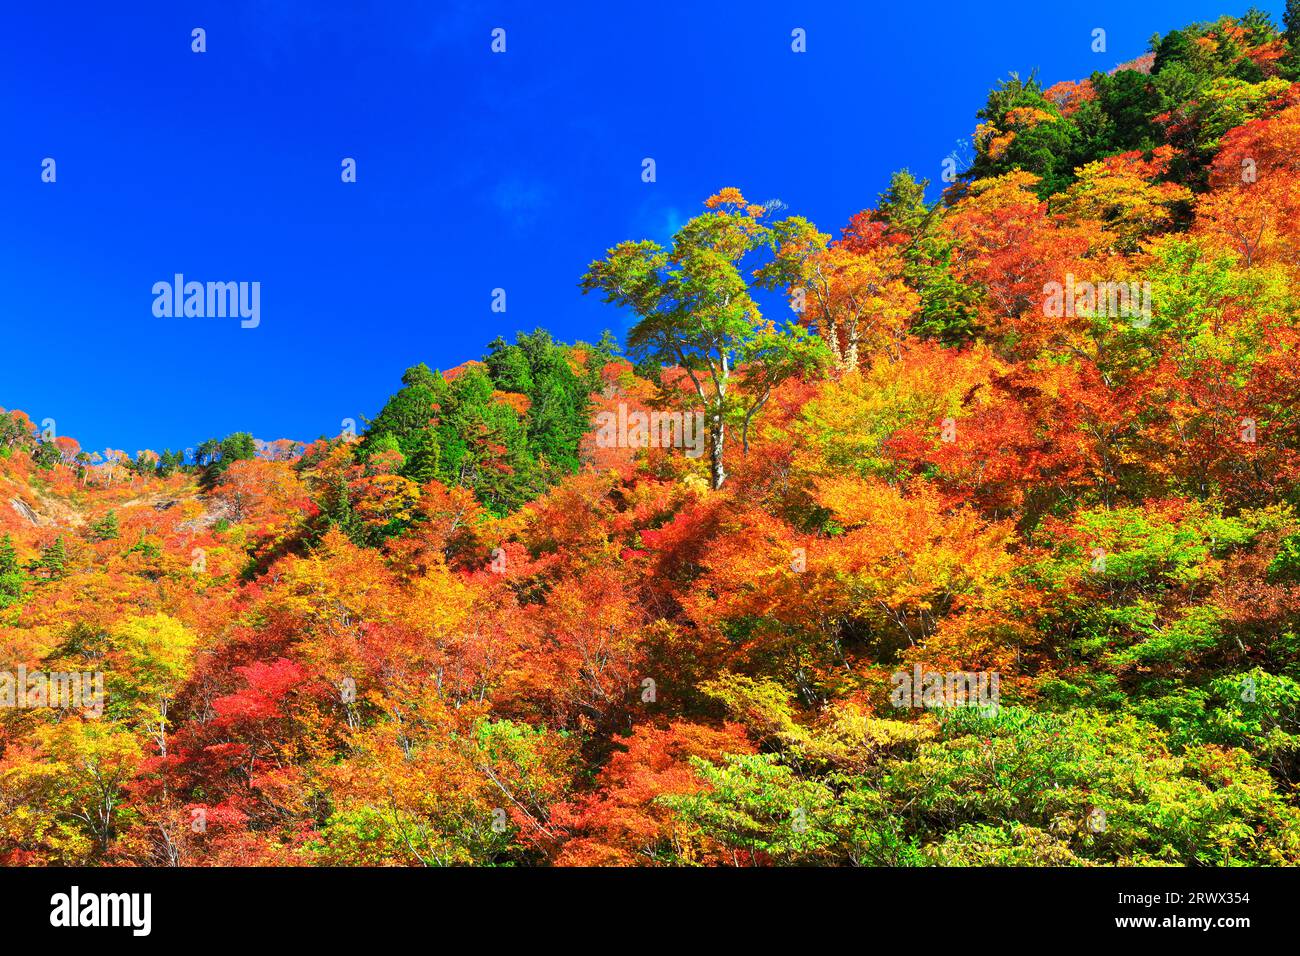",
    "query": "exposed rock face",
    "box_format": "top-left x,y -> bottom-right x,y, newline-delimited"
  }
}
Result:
8,497 -> 42,526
